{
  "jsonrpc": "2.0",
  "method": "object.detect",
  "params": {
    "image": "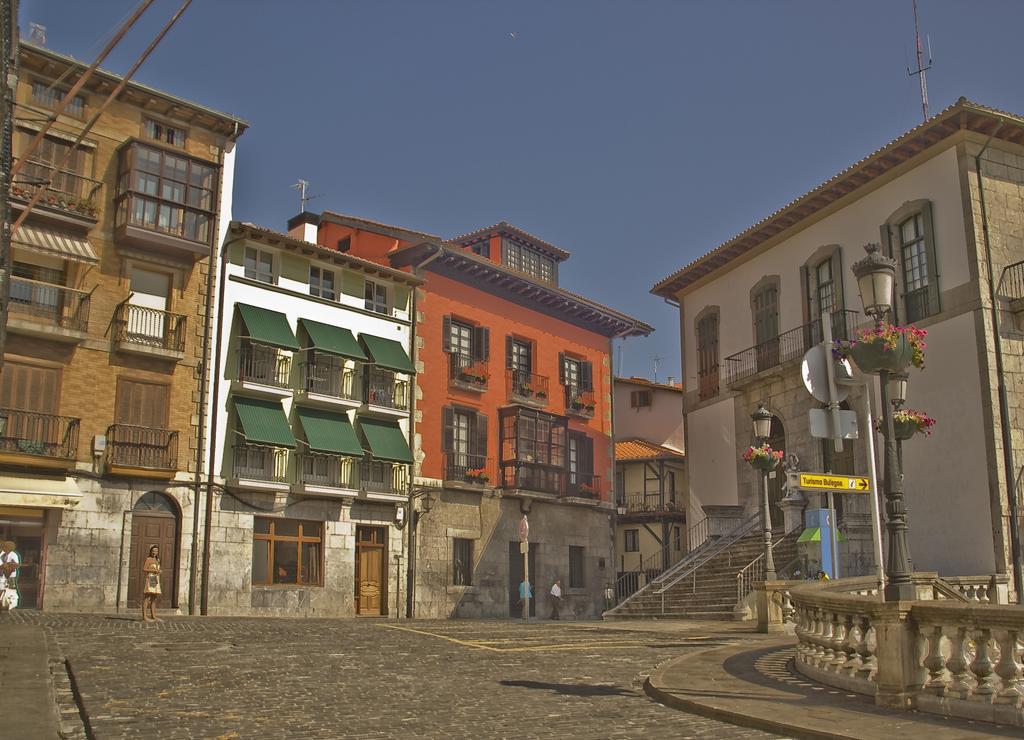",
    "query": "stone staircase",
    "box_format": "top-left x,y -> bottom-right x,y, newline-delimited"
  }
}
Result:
606,530 -> 799,620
